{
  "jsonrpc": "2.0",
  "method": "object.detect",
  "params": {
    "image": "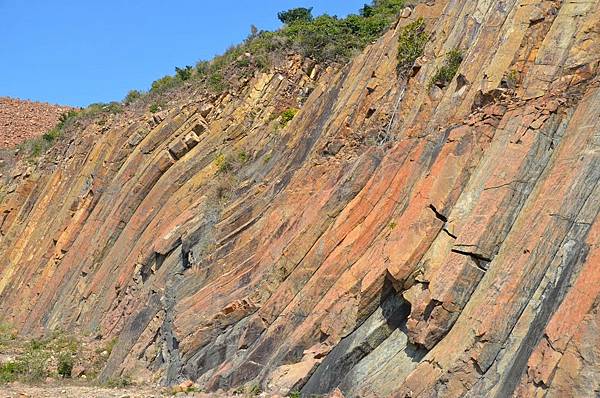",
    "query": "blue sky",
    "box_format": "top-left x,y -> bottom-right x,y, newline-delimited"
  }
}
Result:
0,1 -> 367,107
